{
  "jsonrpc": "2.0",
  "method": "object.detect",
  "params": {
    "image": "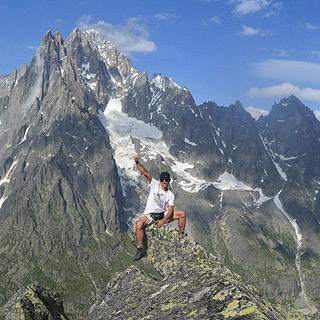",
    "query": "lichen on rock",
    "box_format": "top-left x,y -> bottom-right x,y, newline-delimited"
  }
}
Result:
3,284 -> 69,320
87,225 -> 293,319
